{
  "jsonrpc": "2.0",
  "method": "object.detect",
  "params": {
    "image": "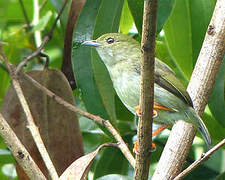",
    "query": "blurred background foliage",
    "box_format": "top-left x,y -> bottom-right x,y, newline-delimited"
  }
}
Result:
0,0 -> 224,179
